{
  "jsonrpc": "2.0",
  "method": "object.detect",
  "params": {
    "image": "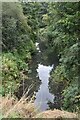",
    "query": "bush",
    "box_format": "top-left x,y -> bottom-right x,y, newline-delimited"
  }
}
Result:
2,52 -> 28,96
62,84 -> 79,112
